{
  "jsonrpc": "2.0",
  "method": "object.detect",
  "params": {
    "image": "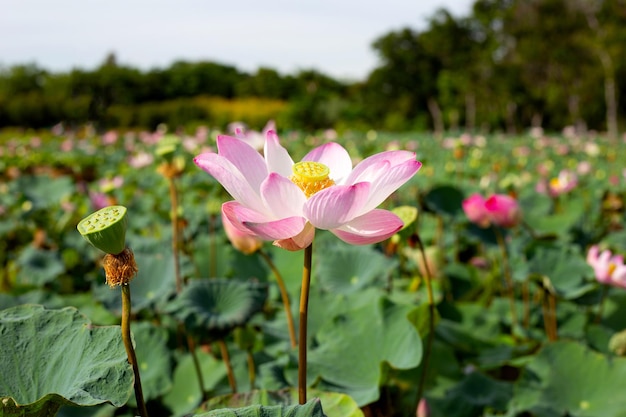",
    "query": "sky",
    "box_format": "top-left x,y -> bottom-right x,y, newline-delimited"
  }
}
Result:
1,0 -> 475,81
